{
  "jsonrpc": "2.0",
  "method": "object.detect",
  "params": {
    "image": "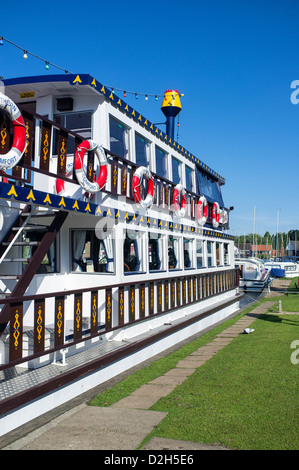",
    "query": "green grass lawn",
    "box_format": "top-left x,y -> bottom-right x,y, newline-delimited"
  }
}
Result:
148,312 -> 299,450
90,284 -> 299,450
